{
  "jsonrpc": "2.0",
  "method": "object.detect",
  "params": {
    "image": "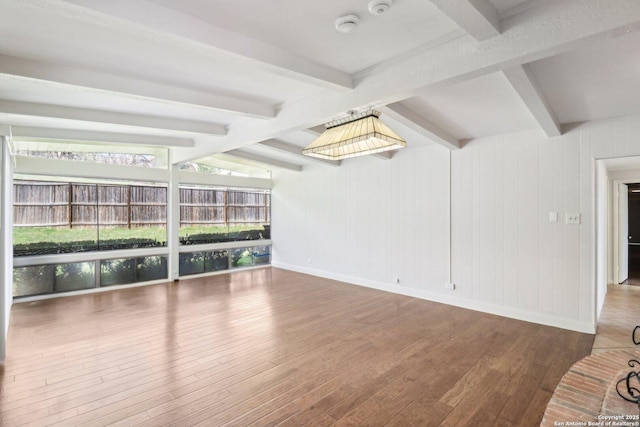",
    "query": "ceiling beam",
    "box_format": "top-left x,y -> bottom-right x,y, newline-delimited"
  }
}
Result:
429,0 -> 501,41
173,0 -> 640,162
258,139 -> 341,167
0,55 -> 275,119
499,0 -> 556,20
0,100 -> 226,136
224,149 -> 302,172
11,126 -> 194,147
382,104 -> 460,150
46,0 -> 352,91
179,170 -> 272,191
502,65 -> 561,137
14,155 -> 170,183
